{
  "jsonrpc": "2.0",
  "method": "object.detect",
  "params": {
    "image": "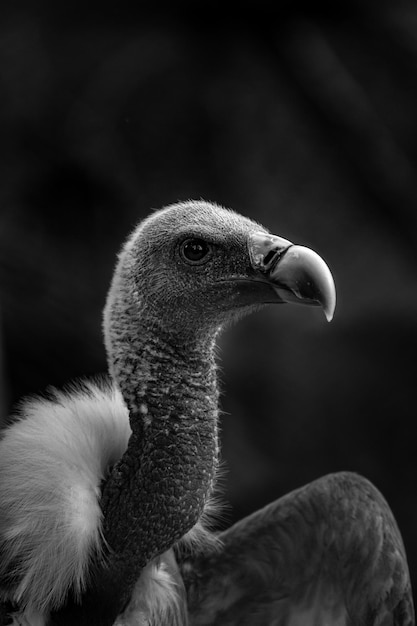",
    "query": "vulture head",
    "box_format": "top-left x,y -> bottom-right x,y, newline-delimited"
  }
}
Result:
104,200 -> 334,351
